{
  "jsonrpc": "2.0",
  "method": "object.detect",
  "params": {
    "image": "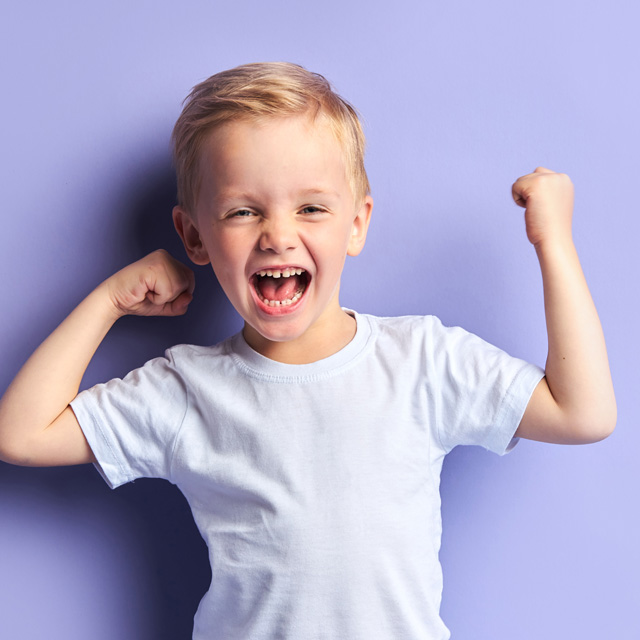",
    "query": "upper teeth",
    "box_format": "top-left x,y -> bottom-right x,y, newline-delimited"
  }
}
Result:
257,268 -> 304,278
